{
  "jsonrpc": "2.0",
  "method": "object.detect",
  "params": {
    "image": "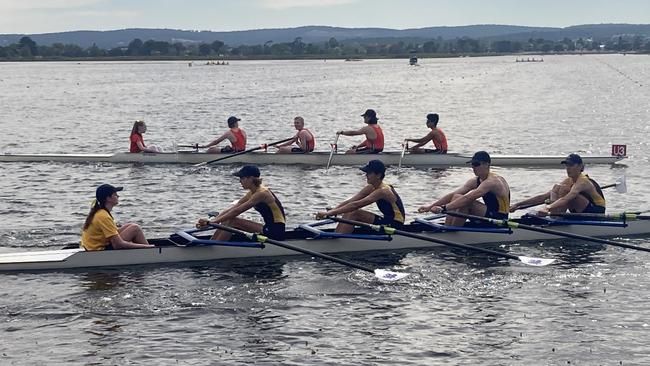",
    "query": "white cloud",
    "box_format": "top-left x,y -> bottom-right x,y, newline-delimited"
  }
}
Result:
0,0 -> 104,11
260,0 -> 357,10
